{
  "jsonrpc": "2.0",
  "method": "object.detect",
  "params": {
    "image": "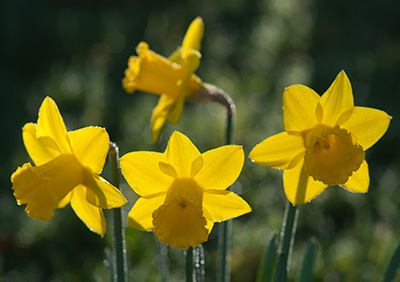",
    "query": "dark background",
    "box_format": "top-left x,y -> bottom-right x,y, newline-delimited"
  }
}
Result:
1,0 -> 399,281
